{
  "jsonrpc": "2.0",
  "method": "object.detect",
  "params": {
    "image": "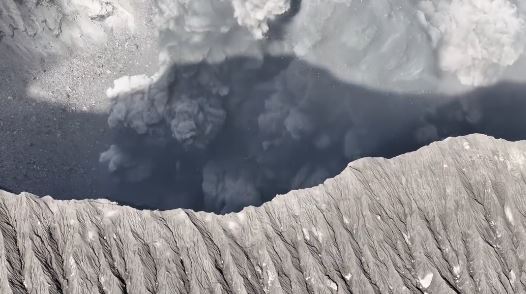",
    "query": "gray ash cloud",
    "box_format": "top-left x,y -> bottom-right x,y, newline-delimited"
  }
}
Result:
100,56 -> 526,213
100,0 -> 526,213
